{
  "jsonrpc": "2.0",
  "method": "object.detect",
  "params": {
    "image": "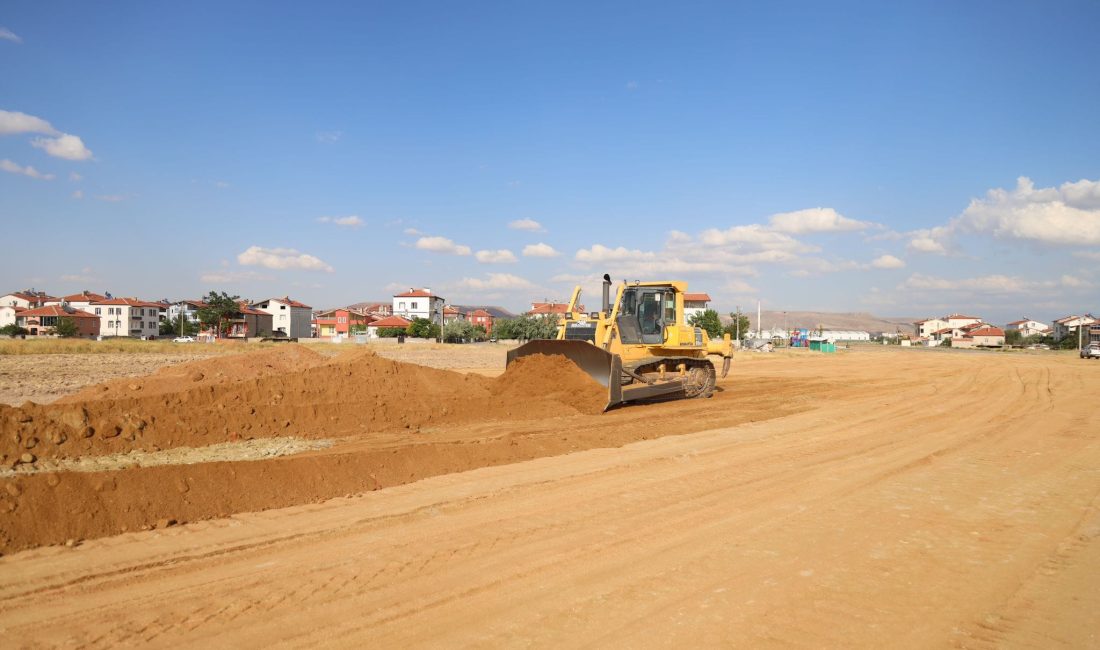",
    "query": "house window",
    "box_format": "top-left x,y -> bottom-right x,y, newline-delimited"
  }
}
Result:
398,302 -> 405,310
280,305 -> 286,310
411,302 -> 418,310
95,308 -> 101,315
